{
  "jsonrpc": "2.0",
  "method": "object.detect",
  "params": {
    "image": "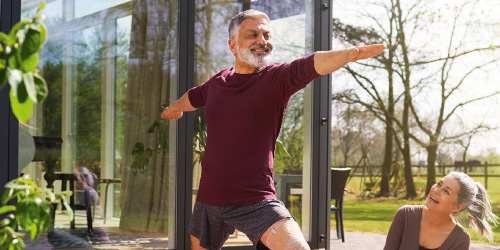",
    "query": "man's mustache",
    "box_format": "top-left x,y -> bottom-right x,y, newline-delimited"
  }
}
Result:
250,44 -> 271,53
